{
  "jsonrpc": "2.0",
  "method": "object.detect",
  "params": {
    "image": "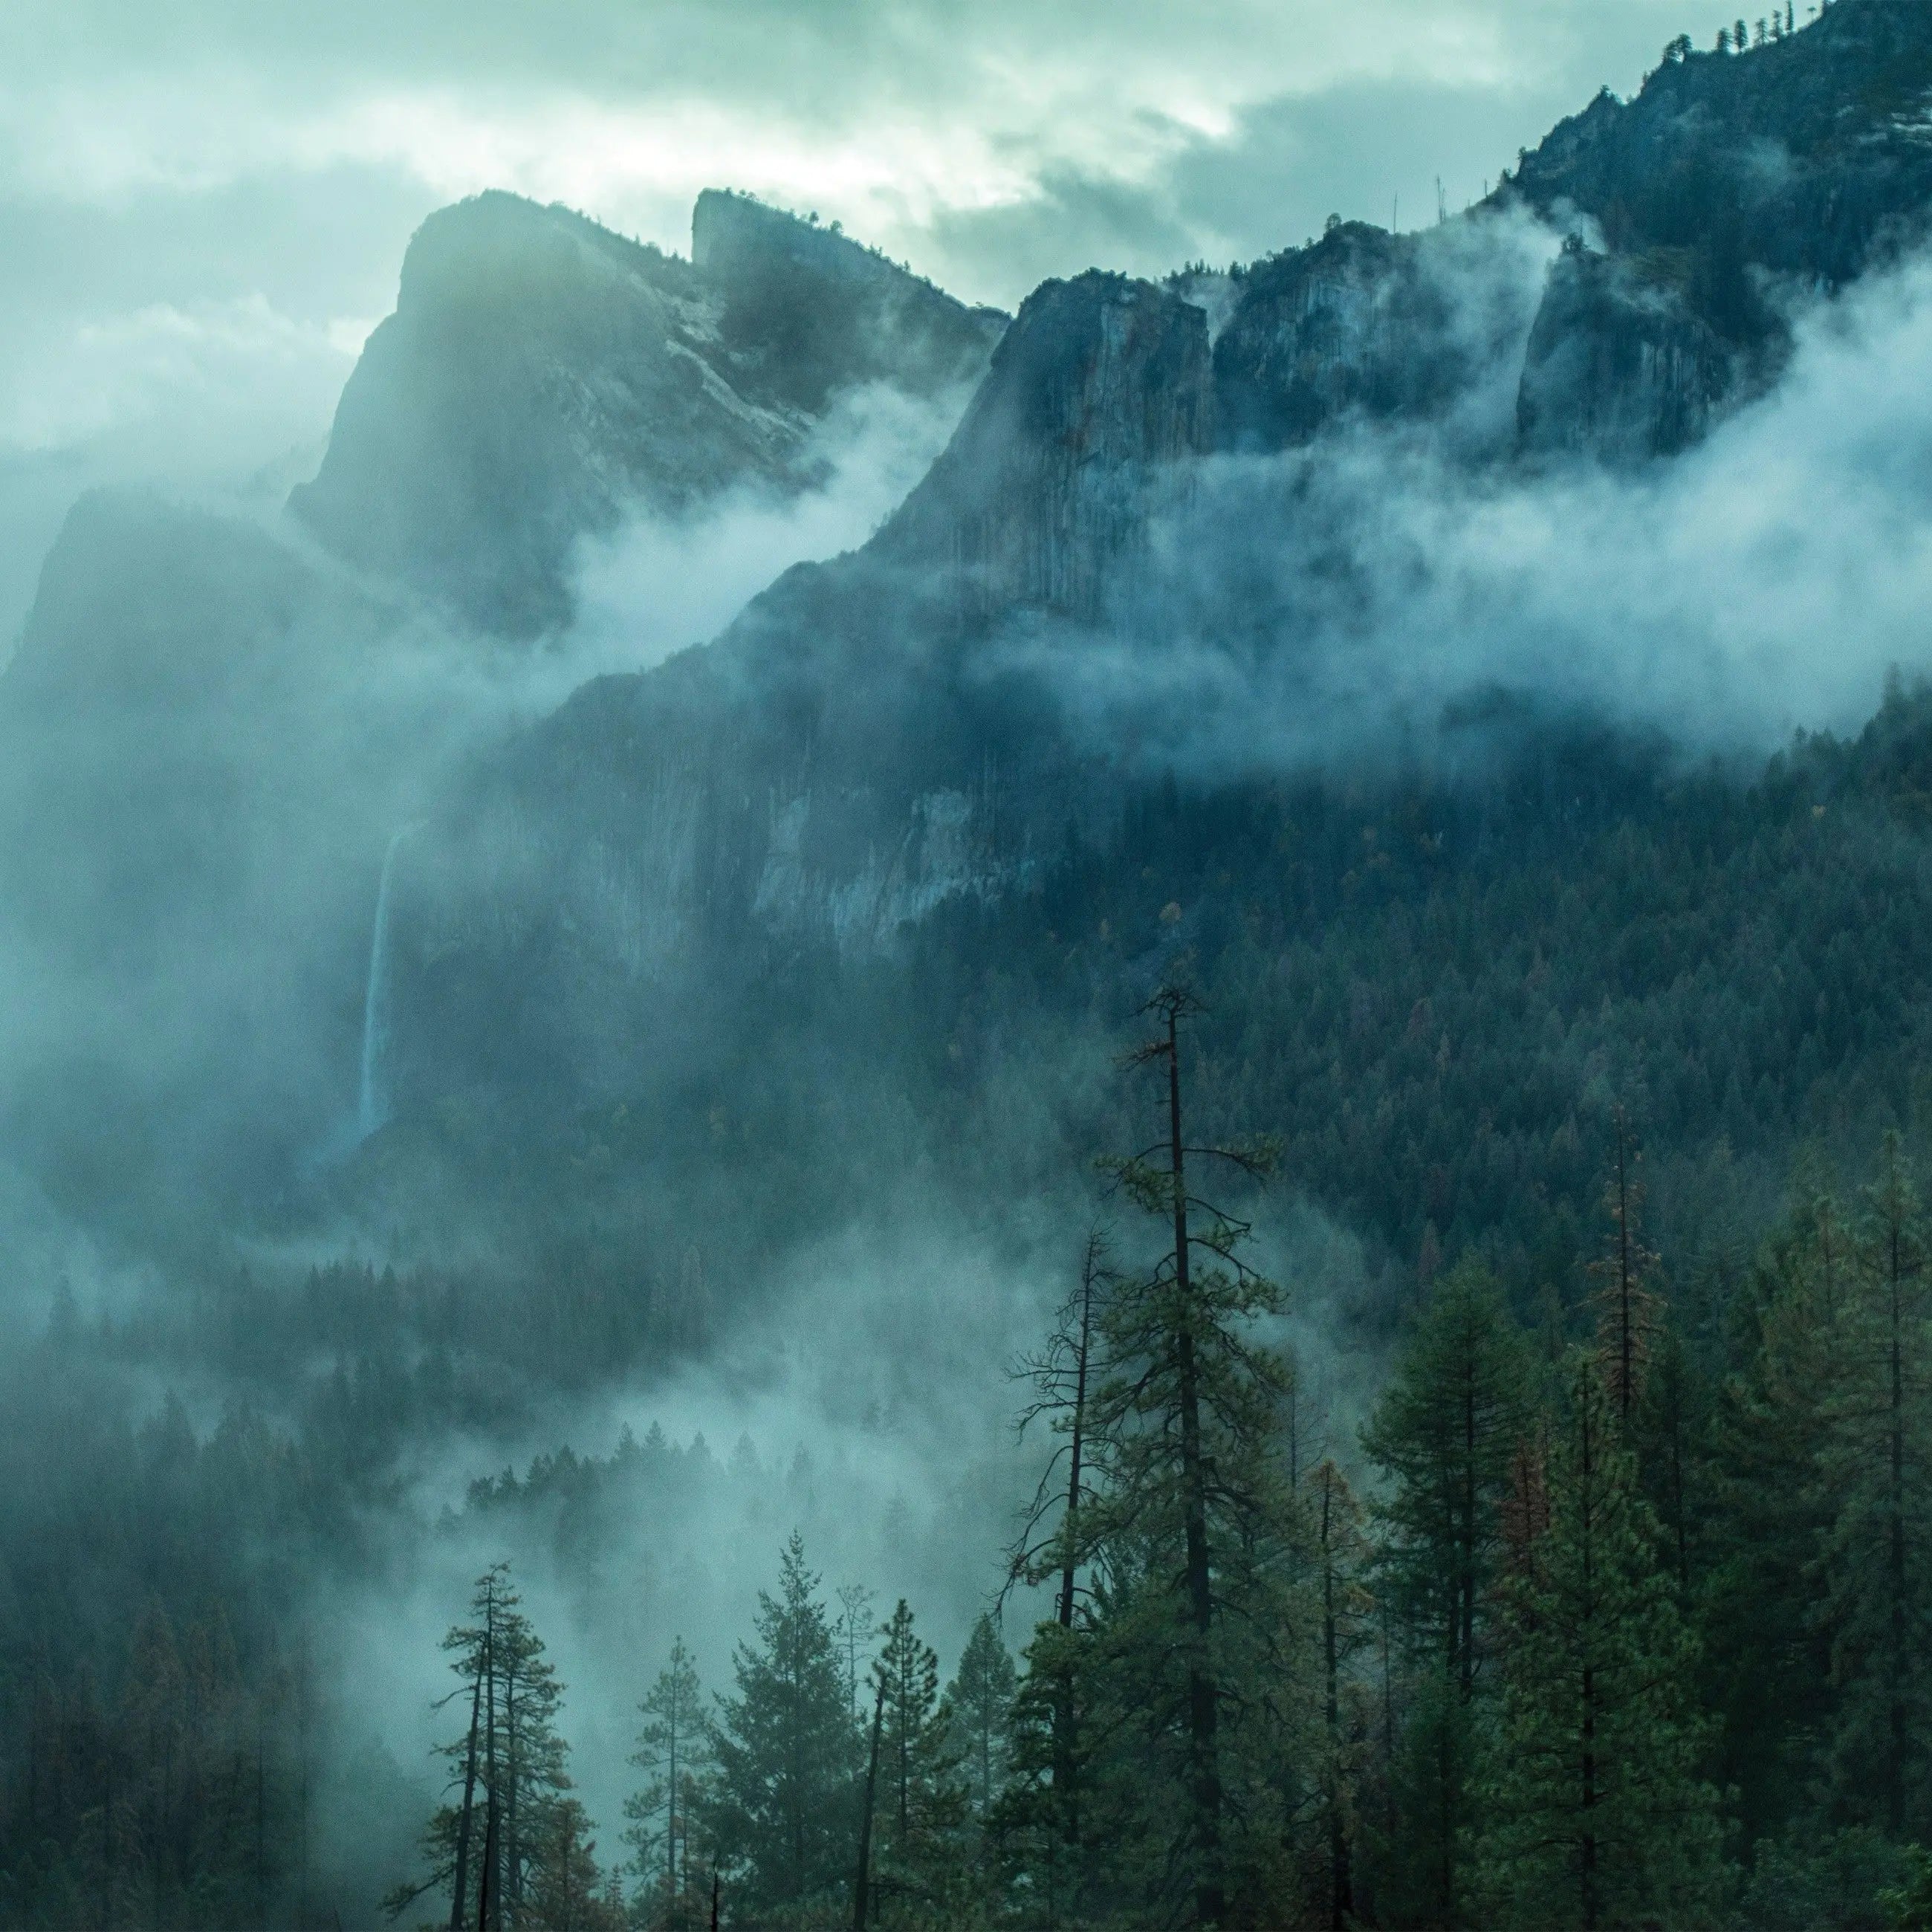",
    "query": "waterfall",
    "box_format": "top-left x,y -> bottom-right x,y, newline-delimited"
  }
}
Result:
357,825 -> 416,1139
